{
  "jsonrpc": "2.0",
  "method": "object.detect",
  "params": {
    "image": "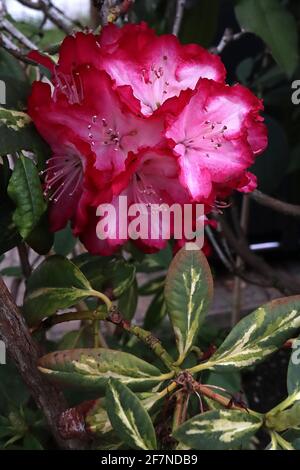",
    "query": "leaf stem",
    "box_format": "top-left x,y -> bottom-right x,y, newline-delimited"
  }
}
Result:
267,391 -> 300,416
36,309 -> 107,331
90,289 -> 112,311
187,361 -> 216,375
274,433 -> 295,450
172,391 -> 189,432
93,319 -> 100,348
